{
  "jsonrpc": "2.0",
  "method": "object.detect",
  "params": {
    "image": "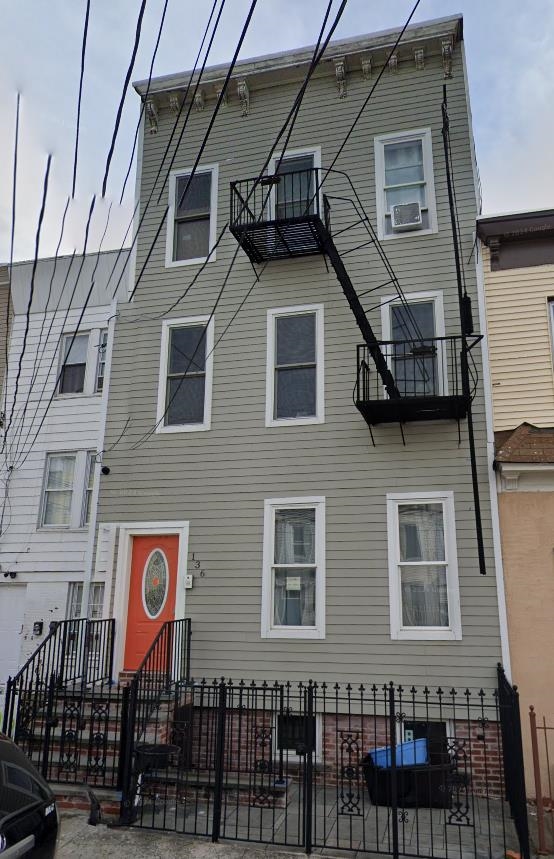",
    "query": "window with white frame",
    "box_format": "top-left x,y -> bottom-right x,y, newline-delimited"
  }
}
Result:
67,582 -> 105,620
266,306 -> 324,426
270,149 -> 320,220
81,451 -> 95,526
374,129 -> 437,239
166,166 -> 218,266
95,329 -> 108,393
262,497 -> 325,639
58,333 -> 89,394
381,292 -> 446,398
40,451 -> 94,529
387,492 -> 461,641
156,316 -> 214,432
